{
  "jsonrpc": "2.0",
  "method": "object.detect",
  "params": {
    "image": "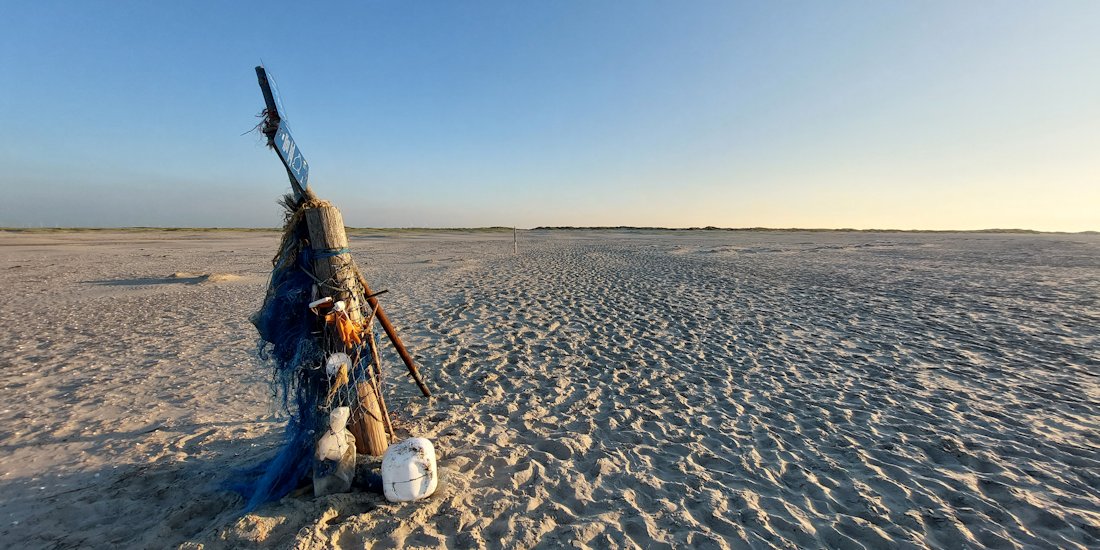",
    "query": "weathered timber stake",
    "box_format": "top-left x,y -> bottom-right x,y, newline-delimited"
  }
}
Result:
303,205 -> 362,323
367,328 -> 396,441
302,203 -> 388,455
351,380 -> 388,456
302,202 -> 430,398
